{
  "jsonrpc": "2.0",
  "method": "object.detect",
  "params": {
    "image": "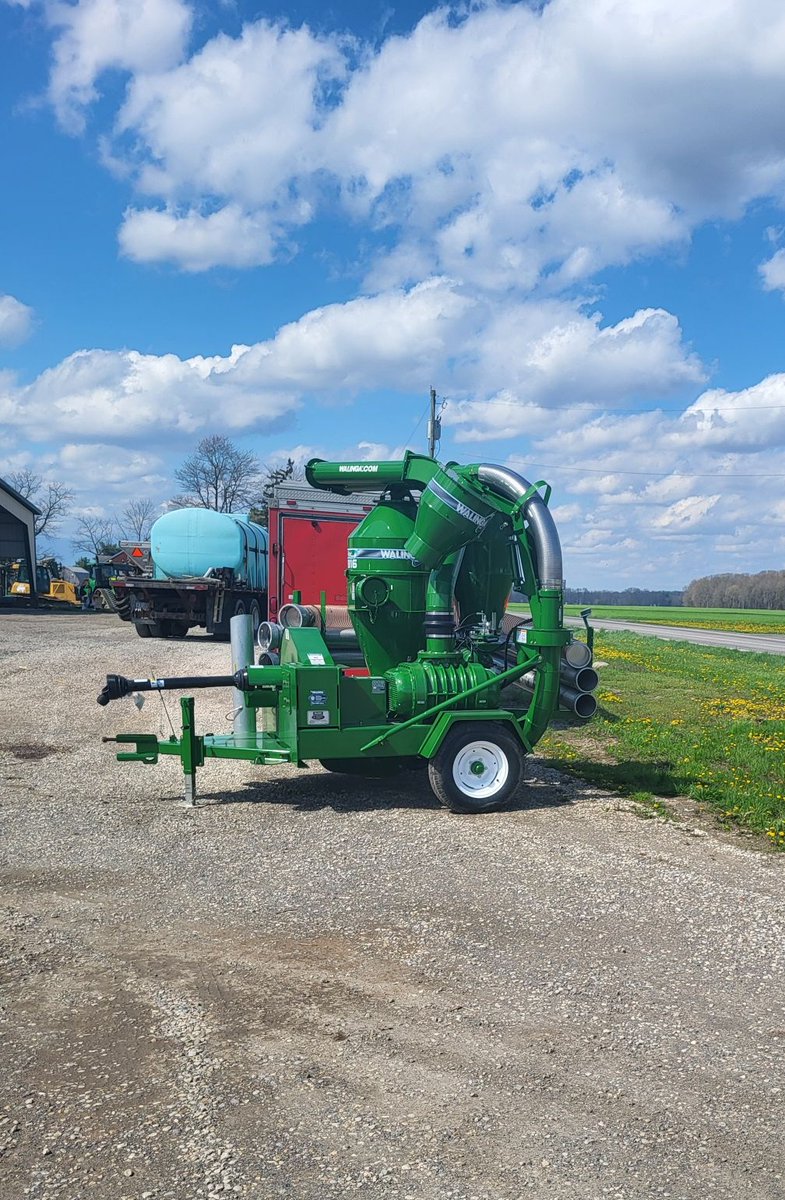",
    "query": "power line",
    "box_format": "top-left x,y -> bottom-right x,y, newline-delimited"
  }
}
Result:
404,400 -> 430,448
521,461 -> 785,479
453,397 -> 785,414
